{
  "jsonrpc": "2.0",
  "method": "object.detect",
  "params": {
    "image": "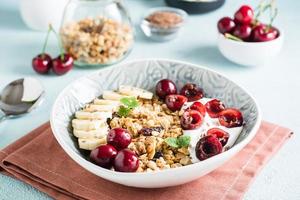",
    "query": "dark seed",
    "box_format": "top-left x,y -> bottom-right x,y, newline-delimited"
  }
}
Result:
153,151 -> 163,159
152,127 -> 163,132
139,128 -> 152,136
